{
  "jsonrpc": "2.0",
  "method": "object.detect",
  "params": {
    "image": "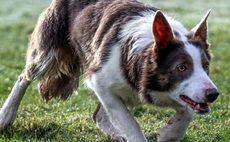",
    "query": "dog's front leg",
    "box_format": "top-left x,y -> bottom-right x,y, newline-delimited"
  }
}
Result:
94,89 -> 147,142
93,103 -> 126,142
0,74 -> 31,128
157,107 -> 194,142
